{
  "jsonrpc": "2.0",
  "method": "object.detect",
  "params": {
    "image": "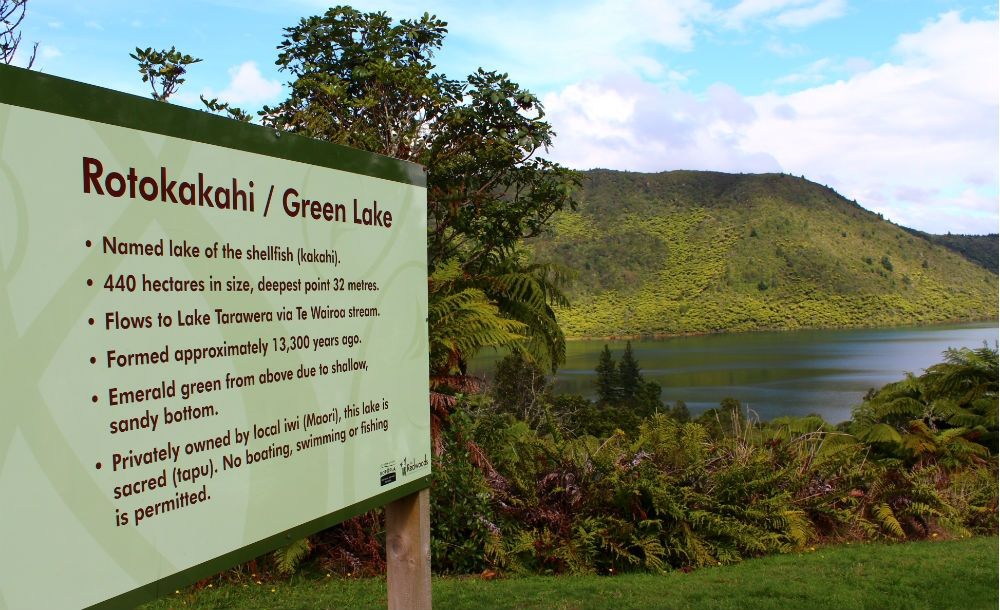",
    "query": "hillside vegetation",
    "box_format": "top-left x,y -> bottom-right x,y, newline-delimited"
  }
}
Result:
529,170 -> 998,338
903,228 -> 999,274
